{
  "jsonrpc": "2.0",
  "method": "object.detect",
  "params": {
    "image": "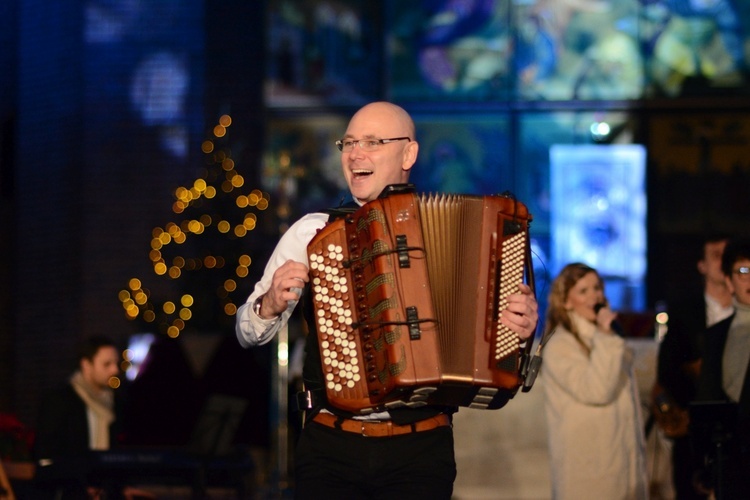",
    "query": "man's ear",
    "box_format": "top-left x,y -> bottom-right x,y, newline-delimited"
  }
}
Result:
725,275 -> 735,295
697,259 -> 707,276
402,141 -> 418,172
80,358 -> 92,375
